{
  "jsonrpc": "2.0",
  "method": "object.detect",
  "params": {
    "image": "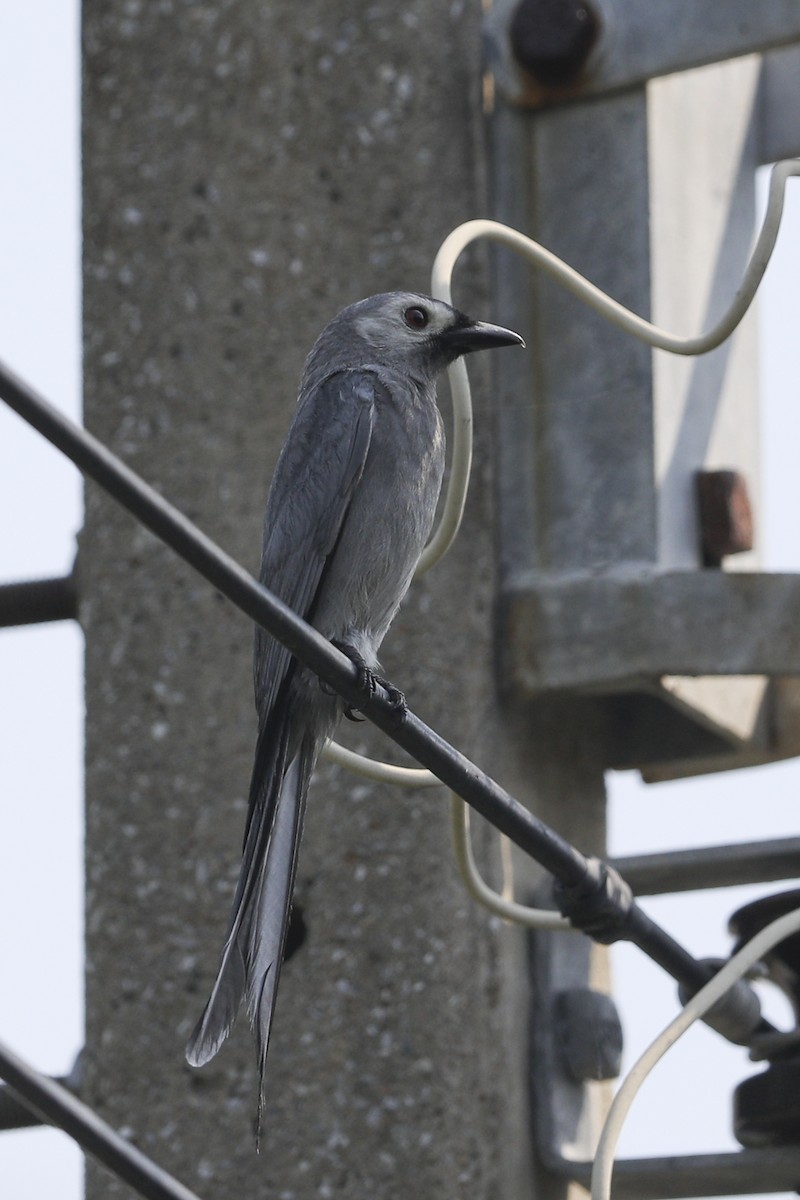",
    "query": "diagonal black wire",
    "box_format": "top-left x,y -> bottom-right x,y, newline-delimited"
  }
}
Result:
0,1038 -> 202,1200
0,358 -> 773,1192
1,359 -> 595,880
0,358 -> 765,997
